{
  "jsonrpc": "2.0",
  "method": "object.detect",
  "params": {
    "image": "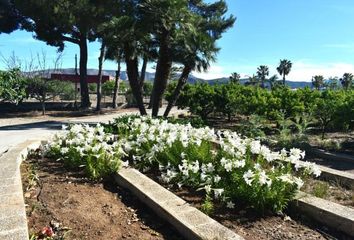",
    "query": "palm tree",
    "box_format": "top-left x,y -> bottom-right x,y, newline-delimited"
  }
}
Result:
229,72 -> 241,84
163,33 -> 218,117
245,74 -> 259,86
340,73 -> 353,90
257,65 -> 269,88
277,59 -> 292,85
268,74 -> 280,89
163,1 -> 235,117
312,75 -> 324,90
